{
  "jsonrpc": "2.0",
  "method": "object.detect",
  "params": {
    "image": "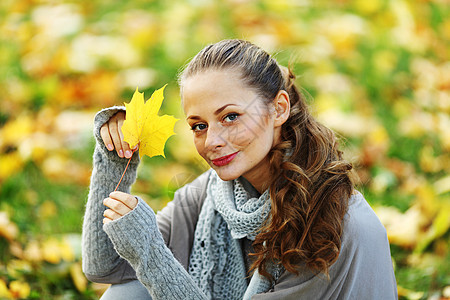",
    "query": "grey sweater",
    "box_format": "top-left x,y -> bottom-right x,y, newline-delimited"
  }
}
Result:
82,106 -> 398,299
